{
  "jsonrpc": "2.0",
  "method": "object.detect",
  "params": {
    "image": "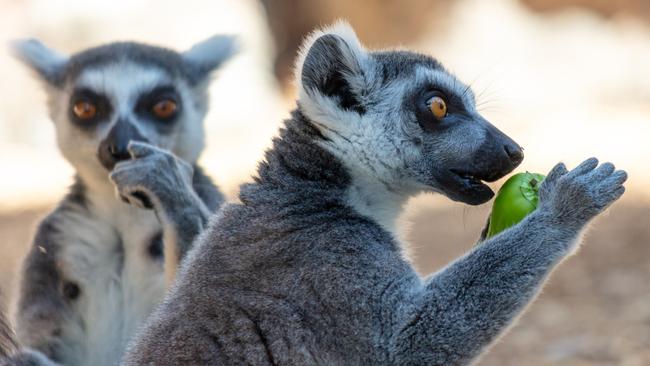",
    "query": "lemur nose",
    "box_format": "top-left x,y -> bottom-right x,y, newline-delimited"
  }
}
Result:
97,119 -> 148,171
504,143 -> 524,167
108,144 -> 131,162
